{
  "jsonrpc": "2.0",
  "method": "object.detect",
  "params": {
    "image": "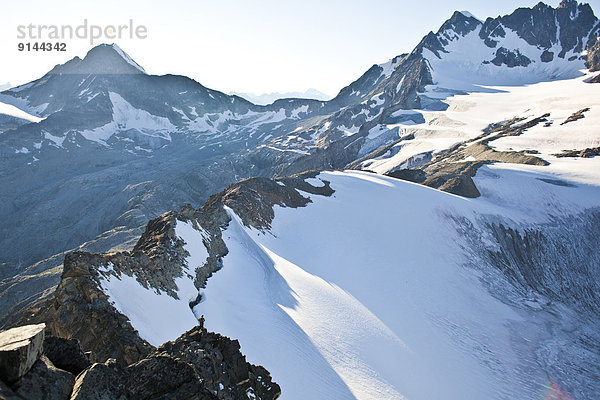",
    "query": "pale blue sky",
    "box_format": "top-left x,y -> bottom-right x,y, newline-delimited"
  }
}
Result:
2,0 -> 599,96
